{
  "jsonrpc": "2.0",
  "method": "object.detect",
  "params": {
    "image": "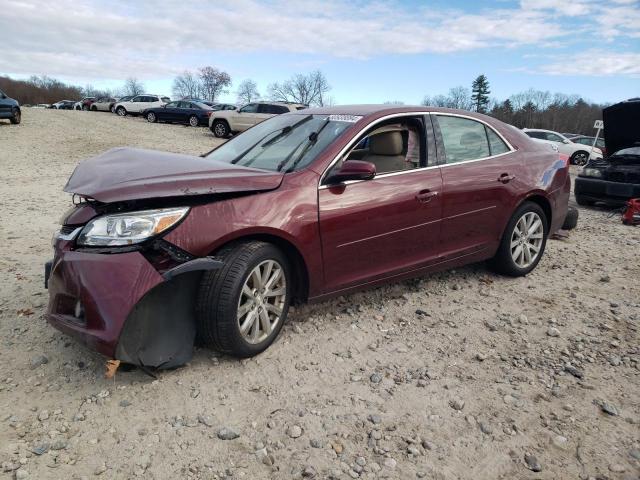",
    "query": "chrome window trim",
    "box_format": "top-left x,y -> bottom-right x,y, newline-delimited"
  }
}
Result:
318,111 -> 516,190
